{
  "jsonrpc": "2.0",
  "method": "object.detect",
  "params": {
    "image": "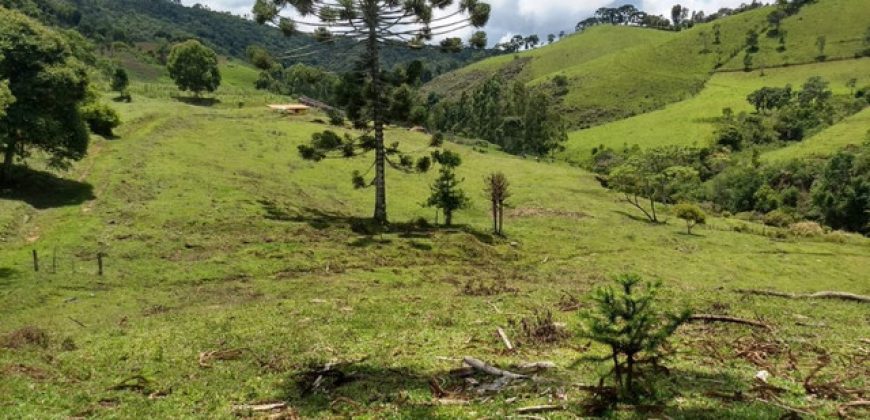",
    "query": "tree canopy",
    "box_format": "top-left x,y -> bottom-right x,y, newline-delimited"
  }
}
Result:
0,7 -> 91,184
167,39 -> 221,96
